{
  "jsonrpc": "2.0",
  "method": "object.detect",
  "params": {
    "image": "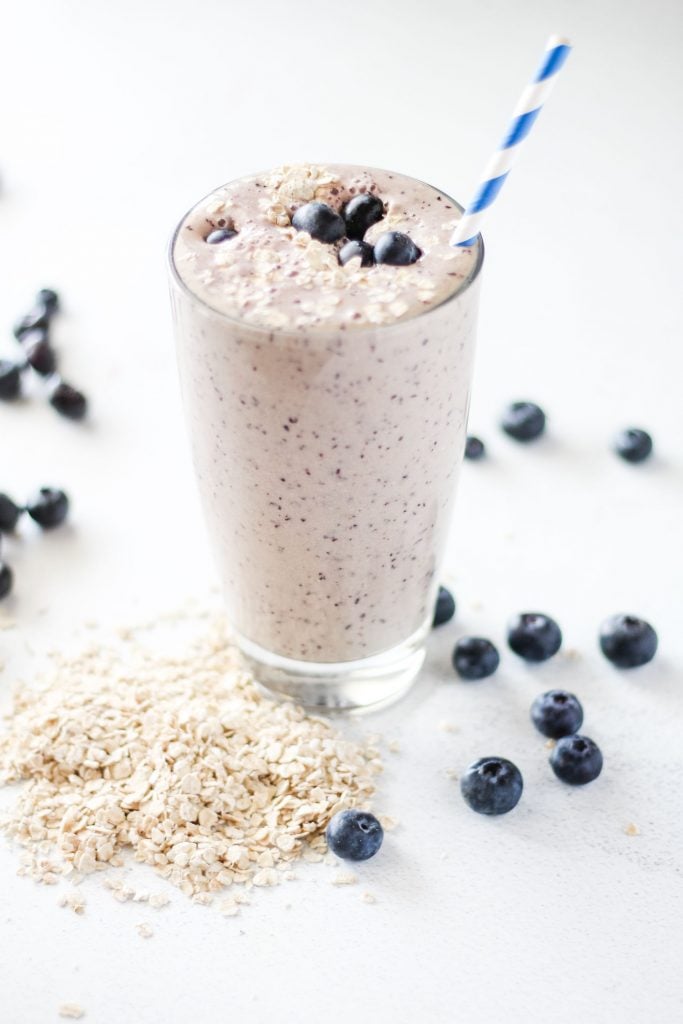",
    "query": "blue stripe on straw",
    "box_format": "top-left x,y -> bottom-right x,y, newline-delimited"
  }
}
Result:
535,43 -> 571,82
502,106 -> 541,148
466,172 -> 509,214
455,236 -> 479,248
